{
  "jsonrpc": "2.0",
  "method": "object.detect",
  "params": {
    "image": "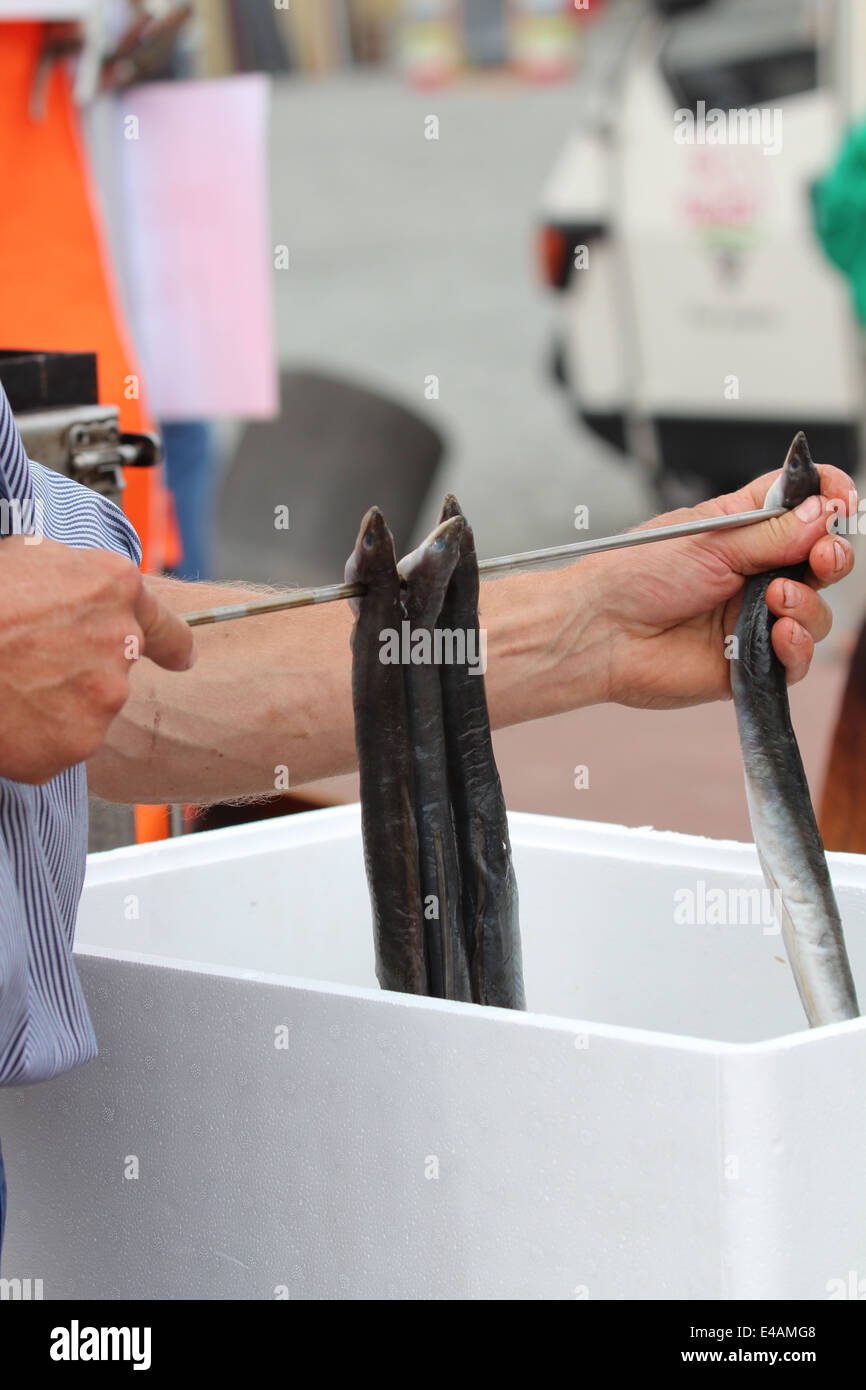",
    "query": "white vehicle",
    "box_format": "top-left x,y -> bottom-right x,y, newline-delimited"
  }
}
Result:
538,0 -> 861,501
